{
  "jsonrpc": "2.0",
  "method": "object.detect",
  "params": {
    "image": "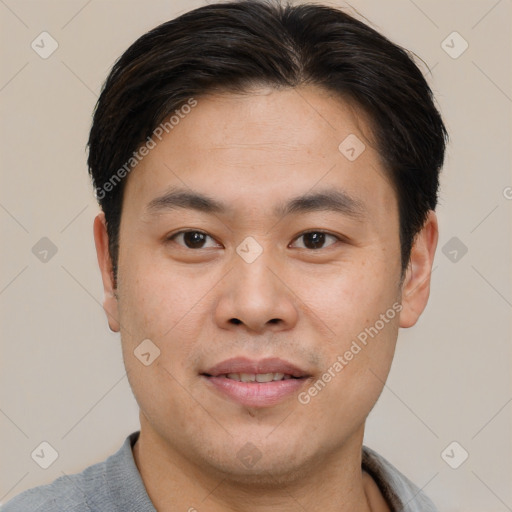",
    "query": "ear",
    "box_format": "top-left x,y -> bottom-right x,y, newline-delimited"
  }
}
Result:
399,210 -> 439,328
93,212 -> 120,332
